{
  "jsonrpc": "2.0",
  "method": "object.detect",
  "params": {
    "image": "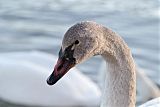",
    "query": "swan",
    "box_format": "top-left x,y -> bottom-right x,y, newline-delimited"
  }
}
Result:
136,67 -> 160,104
47,21 -> 160,107
0,51 -> 101,106
139,97 -> 160,107
98,61 -> 160,104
